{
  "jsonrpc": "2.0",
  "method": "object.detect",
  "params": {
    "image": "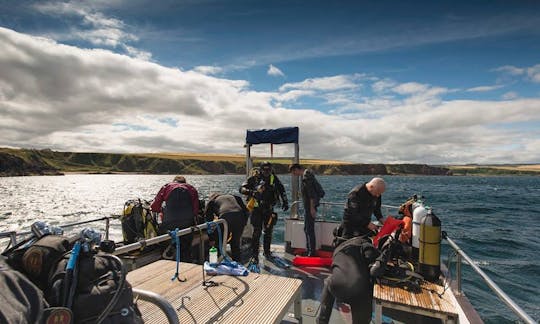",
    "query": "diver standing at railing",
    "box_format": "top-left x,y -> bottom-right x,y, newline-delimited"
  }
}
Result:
289,163 -> 325,257
340,177 -> 386,240
240,161 -> 288,265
